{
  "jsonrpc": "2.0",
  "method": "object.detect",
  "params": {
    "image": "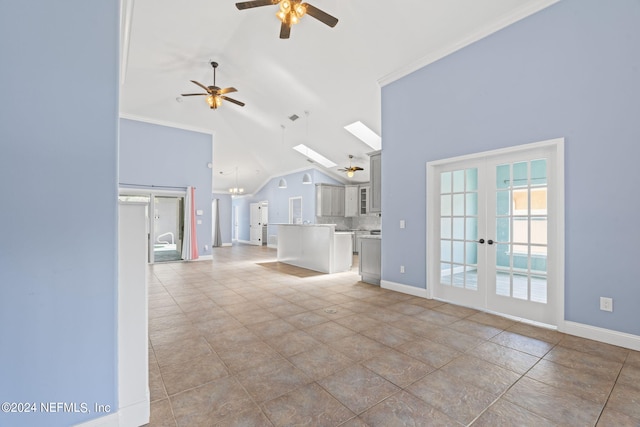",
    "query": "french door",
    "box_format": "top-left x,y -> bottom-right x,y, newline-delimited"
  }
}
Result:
428,141 -> 562,325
